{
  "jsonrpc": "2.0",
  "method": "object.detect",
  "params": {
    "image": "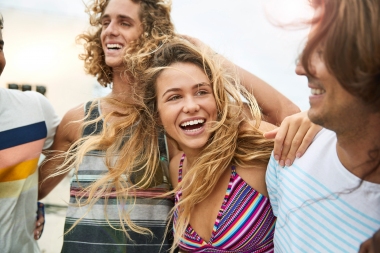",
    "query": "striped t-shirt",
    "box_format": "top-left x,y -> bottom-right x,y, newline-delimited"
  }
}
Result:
0,89 -> 59,253
266,128 -> 380,253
